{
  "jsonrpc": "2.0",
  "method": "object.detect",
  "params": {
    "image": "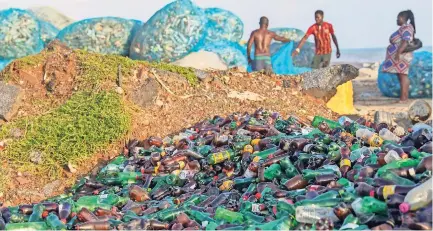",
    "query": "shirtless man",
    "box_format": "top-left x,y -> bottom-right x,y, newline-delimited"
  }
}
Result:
247,17 -> 290,73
